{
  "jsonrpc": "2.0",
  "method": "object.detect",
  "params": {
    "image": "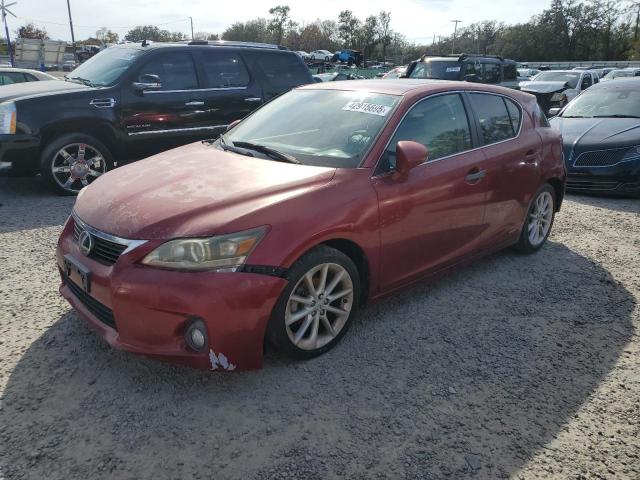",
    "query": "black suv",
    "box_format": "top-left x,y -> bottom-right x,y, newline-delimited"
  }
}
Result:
0,41 -> 313,194
405,54 -> 519,89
